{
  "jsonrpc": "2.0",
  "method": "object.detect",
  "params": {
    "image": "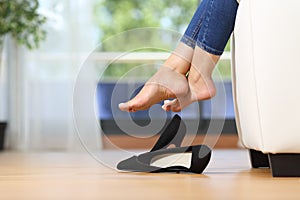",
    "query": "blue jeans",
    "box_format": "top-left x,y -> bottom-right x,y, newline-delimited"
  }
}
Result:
181,0 -> 239,55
